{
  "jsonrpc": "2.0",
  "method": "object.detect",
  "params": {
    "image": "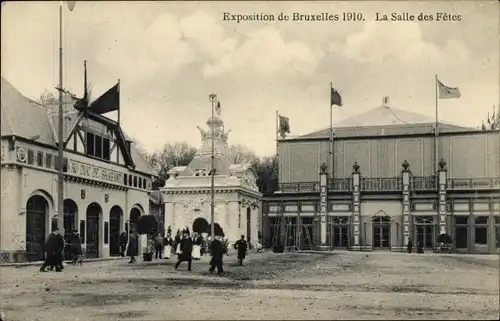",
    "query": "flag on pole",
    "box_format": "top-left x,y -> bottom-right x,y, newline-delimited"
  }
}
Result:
66,1 -> 76,11
278,115 -> 290,138
437,78 -> 461,99
88,82 -> 120,114
331,87 -> 342,106
215,101 -> 221,116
